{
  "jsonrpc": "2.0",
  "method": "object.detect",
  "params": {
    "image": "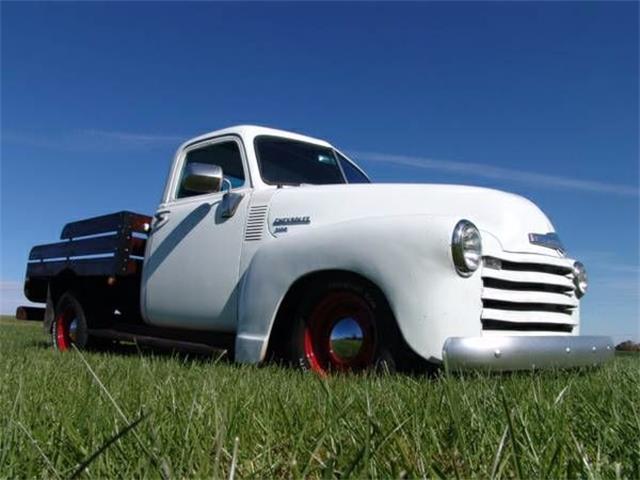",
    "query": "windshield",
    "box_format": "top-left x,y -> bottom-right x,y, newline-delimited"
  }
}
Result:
255,136 -> 347,186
